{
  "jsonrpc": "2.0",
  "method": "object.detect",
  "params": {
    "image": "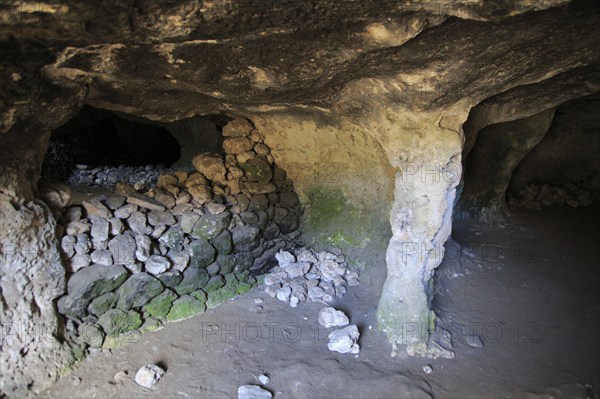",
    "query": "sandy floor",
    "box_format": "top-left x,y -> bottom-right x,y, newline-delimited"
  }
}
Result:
42,205 -> 600,398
